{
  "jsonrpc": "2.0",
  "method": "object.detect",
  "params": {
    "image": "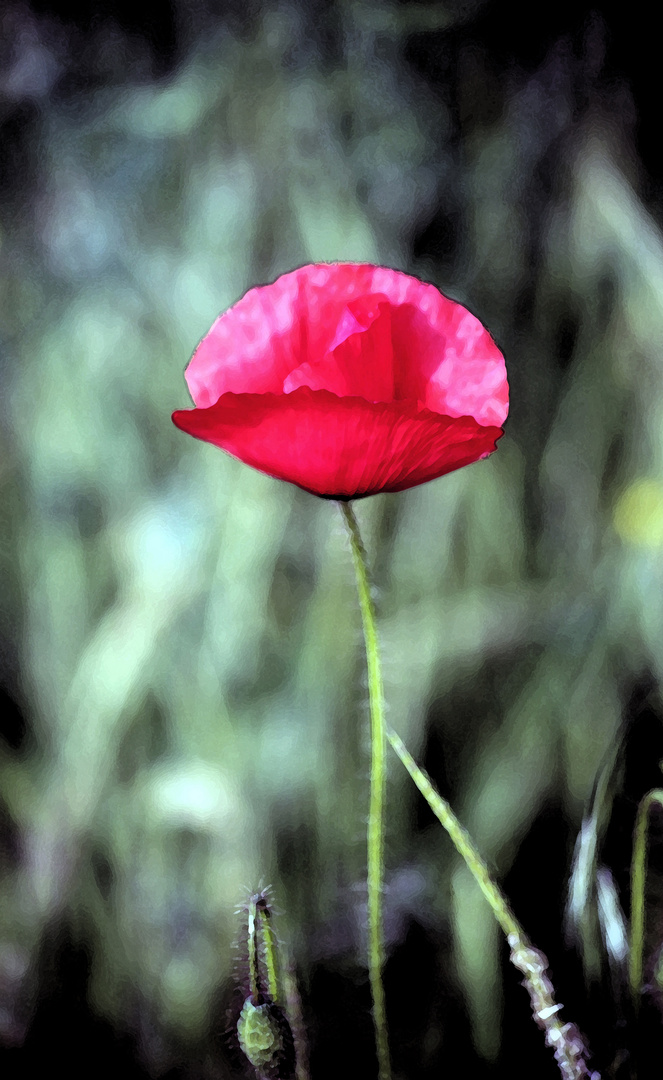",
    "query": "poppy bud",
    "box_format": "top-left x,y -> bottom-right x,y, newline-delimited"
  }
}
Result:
237,997 -> 295,1079
237,997 -> 283,1070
